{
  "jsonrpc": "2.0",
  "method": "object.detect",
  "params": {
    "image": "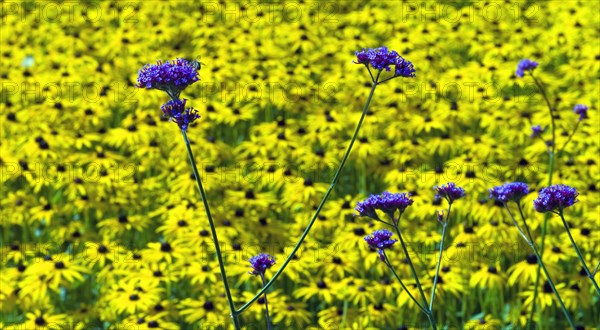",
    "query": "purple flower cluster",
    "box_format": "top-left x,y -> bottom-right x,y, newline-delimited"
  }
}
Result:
530,125 -> 543,138
533,184 -> 579,213
489,182 -> 529,203
354,47 -> 416,78
434,183 -> 466,204
137,58 -> 200,94
160,99 -> 200,130
573,104 -> 588,121
364,229 -> 397,261
516,59 -> 538,78
355,191 -> 414,220
248,253 -> 276,276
